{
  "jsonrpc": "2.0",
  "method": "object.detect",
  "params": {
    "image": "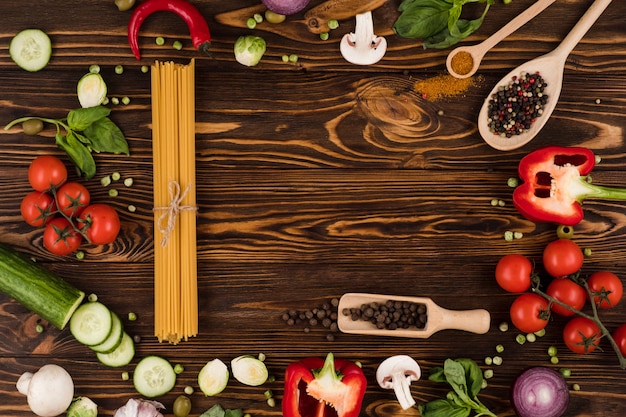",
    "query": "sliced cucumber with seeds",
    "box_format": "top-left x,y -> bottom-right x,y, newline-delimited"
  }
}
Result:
133,355 -> 176,398
10,29 -> 52,72
69,301 -> 113,346
90,312 -> 124,354
96,332 -> 135,367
